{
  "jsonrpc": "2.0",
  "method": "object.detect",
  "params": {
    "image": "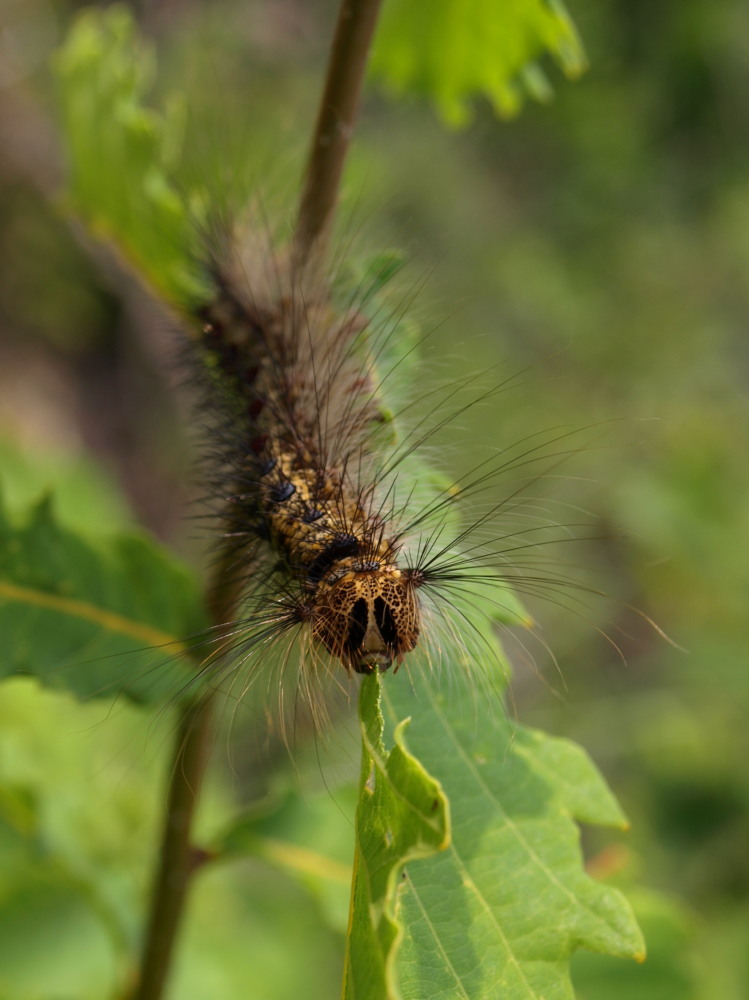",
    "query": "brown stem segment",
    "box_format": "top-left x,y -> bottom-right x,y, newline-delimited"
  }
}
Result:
133,693 -> 214,1000
132,1 -> 387,996
294,0 -> 385,267
131,546 -> 245,1000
